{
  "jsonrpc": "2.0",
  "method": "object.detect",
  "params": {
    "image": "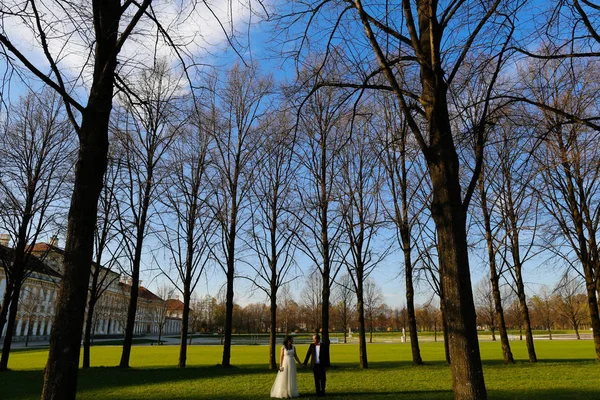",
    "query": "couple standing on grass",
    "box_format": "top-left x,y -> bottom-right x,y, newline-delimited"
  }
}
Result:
270,334 -> 330,398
